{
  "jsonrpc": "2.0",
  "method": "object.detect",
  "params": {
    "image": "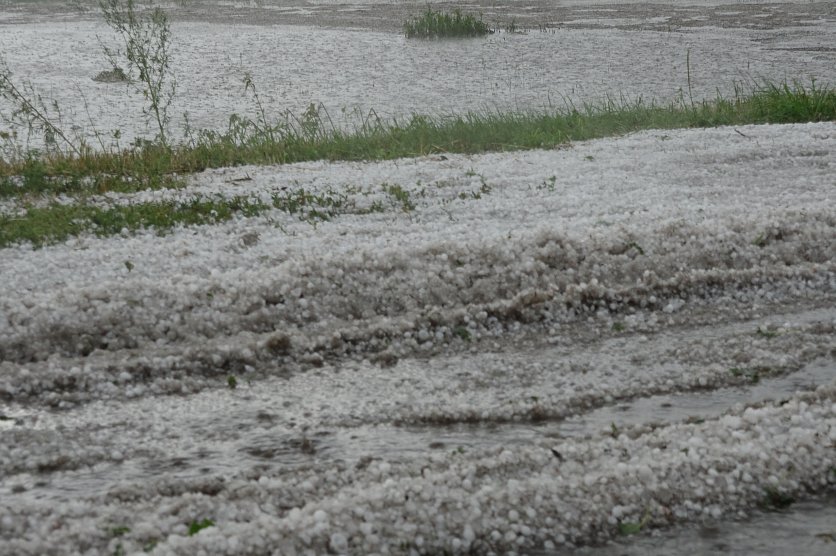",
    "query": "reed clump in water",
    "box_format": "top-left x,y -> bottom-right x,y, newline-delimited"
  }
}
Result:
403,8 -> 492,38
